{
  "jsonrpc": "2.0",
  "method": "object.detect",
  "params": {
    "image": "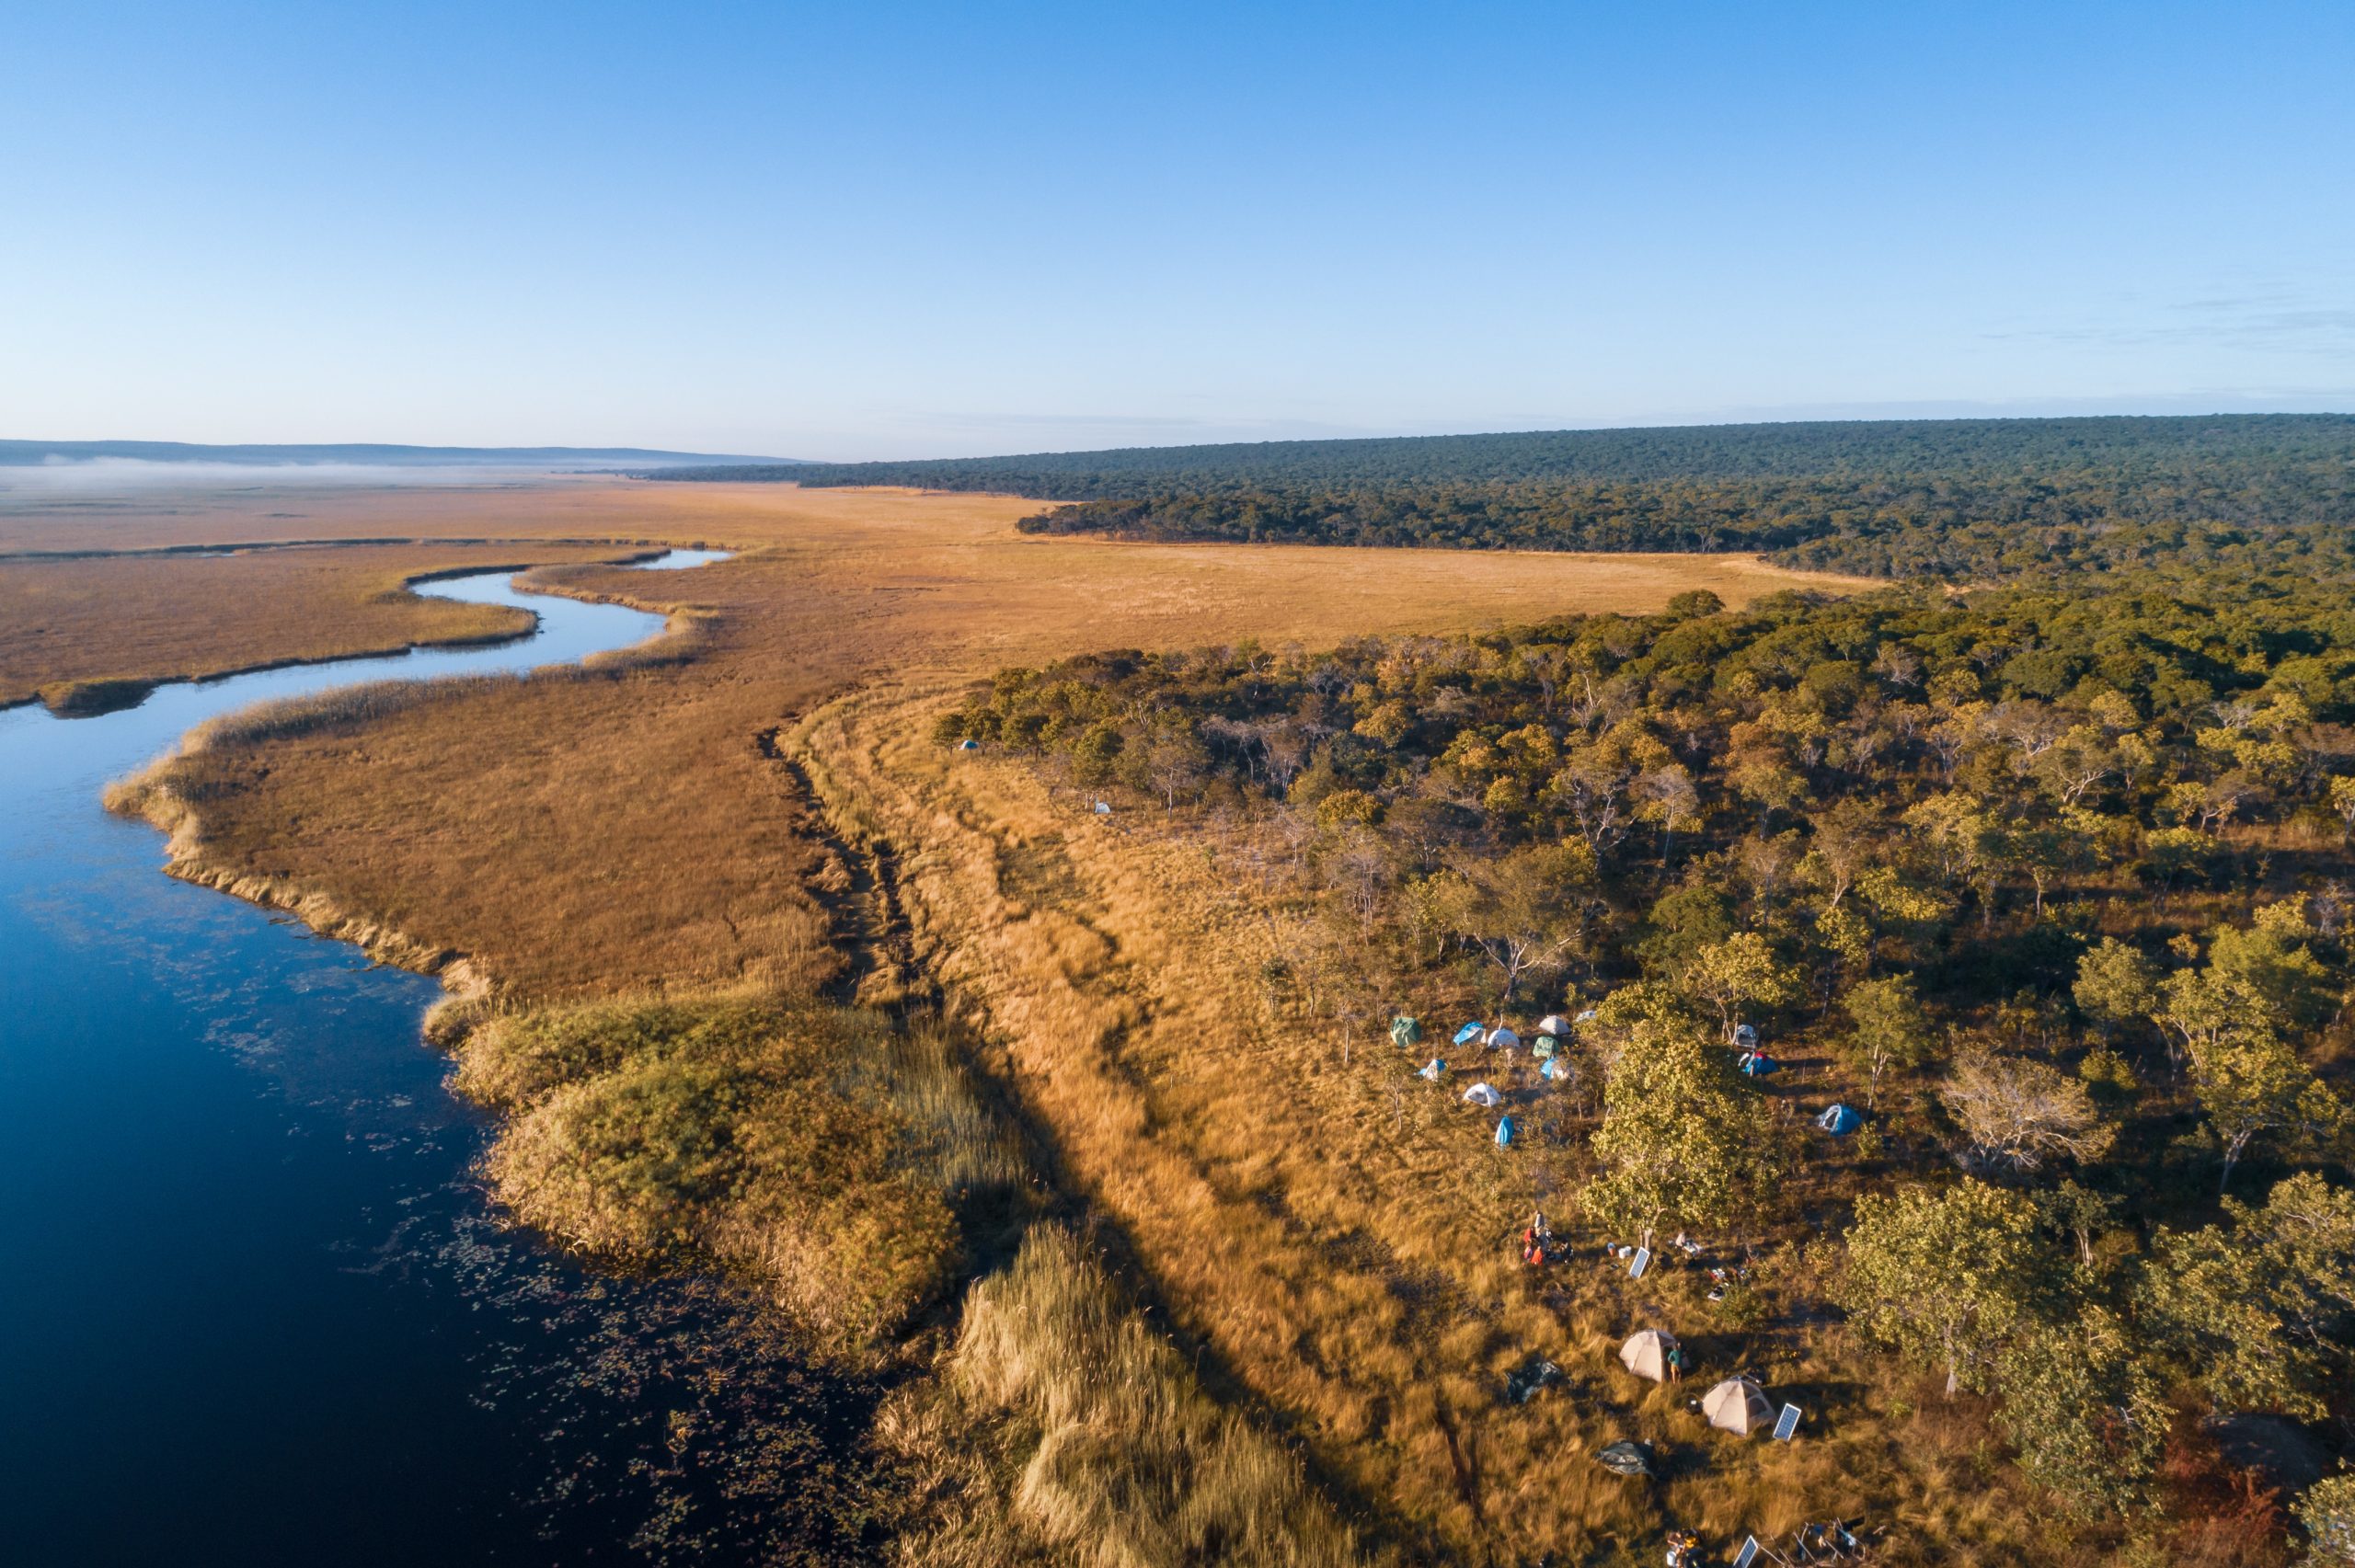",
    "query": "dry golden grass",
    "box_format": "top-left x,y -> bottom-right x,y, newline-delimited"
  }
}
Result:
63,476 -> 1888,1562
0,541 -> 641,710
